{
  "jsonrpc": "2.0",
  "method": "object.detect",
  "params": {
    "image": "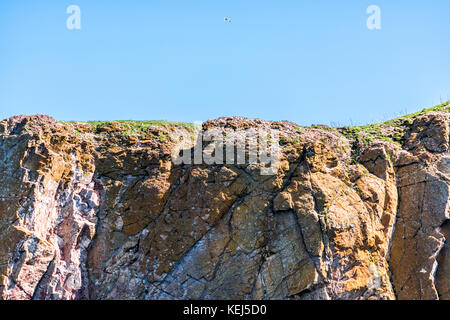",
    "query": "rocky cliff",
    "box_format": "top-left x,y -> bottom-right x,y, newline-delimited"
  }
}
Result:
0,106 -> 449,300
